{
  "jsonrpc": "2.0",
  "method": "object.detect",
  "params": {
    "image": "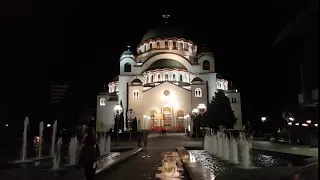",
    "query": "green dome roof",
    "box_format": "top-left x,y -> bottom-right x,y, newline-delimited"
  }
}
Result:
191,77 -> 203,83
122,50 -> 134,55
141,26 -> 193,43
145,59 -> 187,72
131,78 -> 143,85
